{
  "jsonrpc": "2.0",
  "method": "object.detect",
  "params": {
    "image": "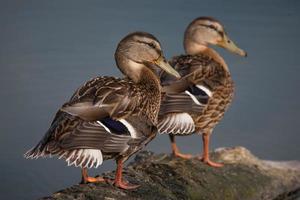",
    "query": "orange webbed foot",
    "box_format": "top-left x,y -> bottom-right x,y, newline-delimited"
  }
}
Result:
114,180 -> 140,190
202,159 -> 224,167
196,156 -> 224,168
81,176 -> 107,184
173,152 -> 193,159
